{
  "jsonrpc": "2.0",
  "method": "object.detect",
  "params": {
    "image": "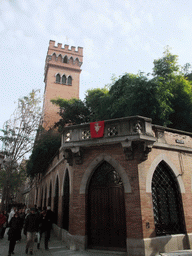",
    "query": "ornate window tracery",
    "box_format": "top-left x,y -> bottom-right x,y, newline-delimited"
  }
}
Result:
152,161 -> 185,236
